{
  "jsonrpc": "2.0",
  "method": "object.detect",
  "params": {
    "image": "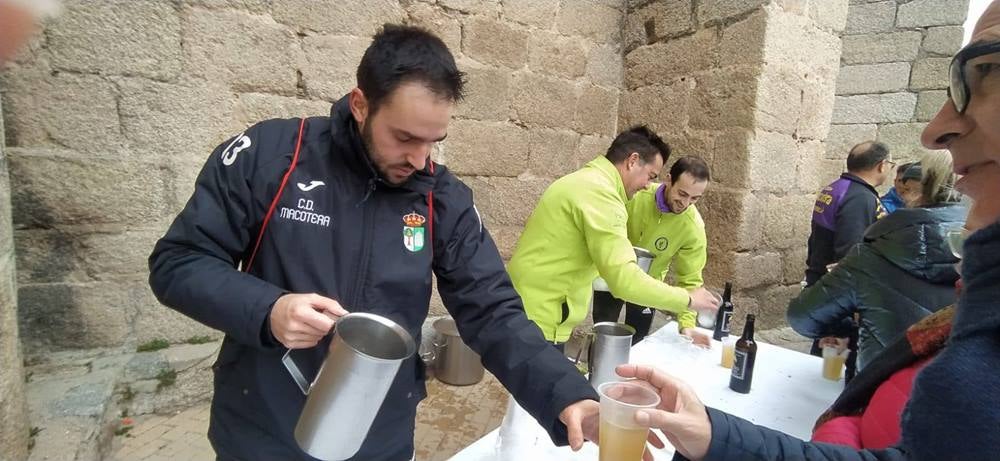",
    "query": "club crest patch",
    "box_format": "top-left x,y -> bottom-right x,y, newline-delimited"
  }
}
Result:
403,212 -> 426,252
655,237 -> 669,251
